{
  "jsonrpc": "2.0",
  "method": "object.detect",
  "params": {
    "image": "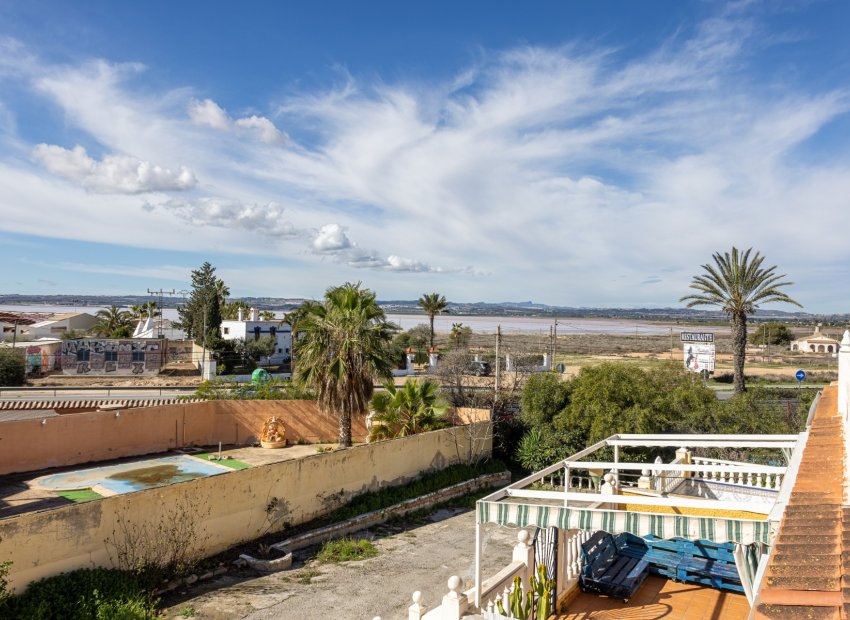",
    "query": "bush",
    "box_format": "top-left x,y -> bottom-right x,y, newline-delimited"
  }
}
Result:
6,568 -> 157,619
0,349 -> 25,386
0,560 -> 11,612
